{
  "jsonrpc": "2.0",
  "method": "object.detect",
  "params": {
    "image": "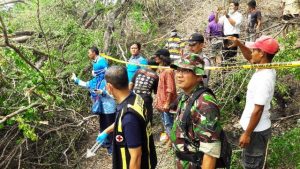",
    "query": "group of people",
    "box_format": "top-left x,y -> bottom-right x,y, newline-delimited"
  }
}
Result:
165,1 -> 262,64
69,0 -> 297,169
168,0 -> 299,64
